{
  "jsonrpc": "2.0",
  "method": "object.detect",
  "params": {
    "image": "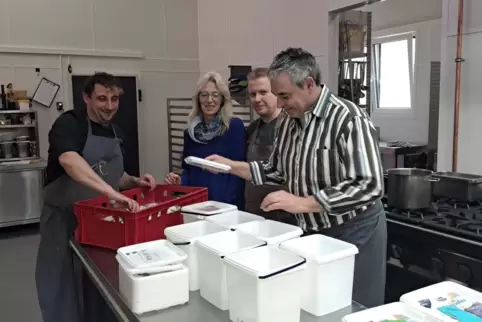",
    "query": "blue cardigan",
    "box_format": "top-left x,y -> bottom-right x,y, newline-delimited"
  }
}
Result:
181,117 -> 246,209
